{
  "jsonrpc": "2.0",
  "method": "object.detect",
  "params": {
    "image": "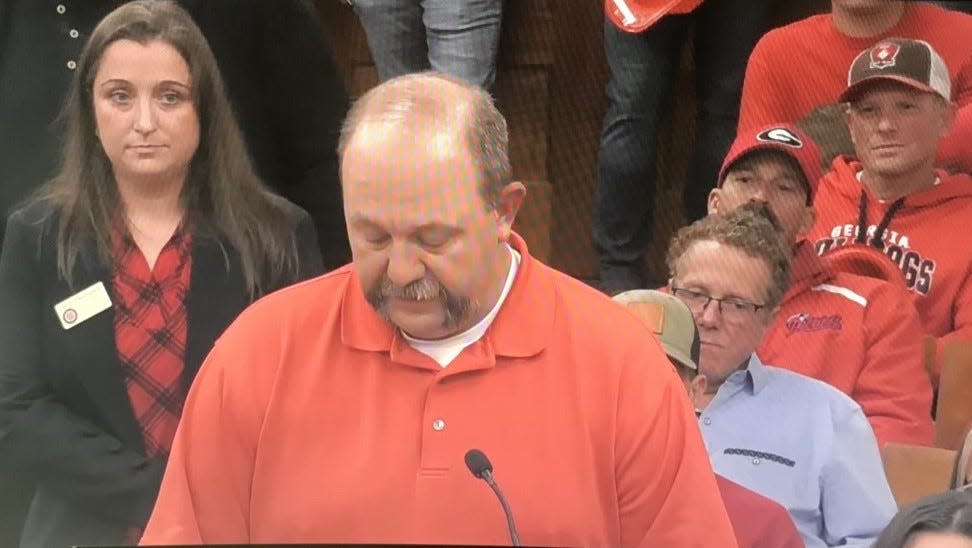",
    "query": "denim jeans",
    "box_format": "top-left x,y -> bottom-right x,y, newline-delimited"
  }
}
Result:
592,0 -> 776,291
351,0 -> 504,89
